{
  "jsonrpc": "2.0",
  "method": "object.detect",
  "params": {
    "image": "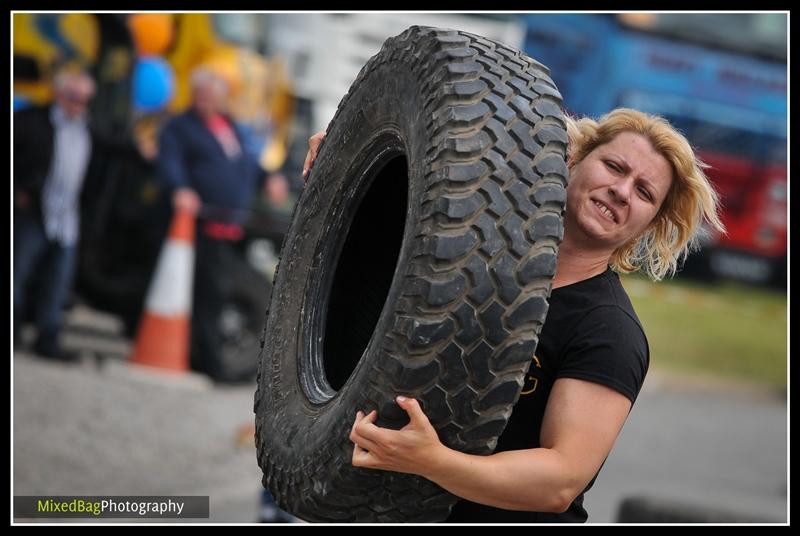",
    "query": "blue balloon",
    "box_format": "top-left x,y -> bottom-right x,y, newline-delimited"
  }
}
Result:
132,57 -> 175,112
14,94 -> 32,112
